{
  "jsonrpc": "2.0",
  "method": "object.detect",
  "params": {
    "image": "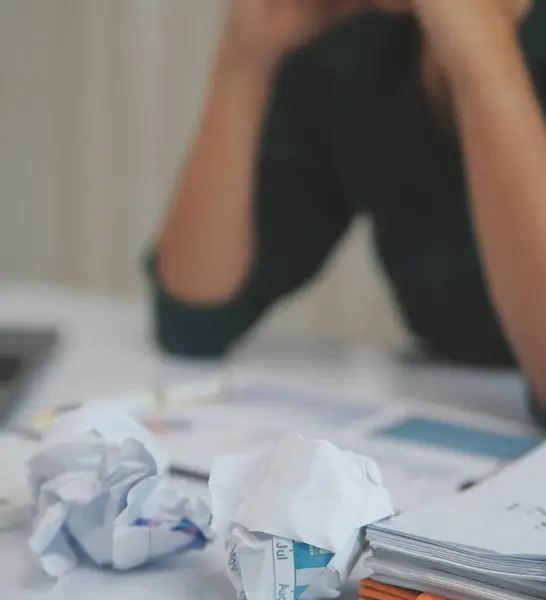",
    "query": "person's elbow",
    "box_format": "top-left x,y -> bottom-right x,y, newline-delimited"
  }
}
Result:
146,242 -> 270,359
157,228 -> 254,306
149,275 -> 259,360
